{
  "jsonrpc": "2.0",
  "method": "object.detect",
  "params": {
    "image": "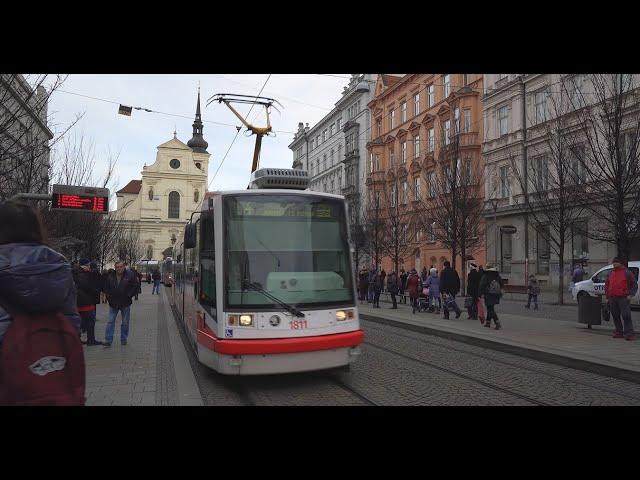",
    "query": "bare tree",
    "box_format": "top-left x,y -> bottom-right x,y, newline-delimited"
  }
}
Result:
362,191 -> 387,271
507,77 -> 589,304
116,225 -> 143,266
415,130 -> 485,293
571,74 -> 640,263
0,74 -> 83,200
379,174 -> 415,274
